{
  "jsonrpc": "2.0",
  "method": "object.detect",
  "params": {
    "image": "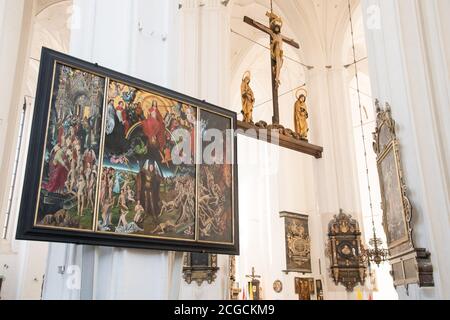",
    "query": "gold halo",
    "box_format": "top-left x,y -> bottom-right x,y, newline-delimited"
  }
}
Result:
296,88 -> 308,100
242,71 -> 251,81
